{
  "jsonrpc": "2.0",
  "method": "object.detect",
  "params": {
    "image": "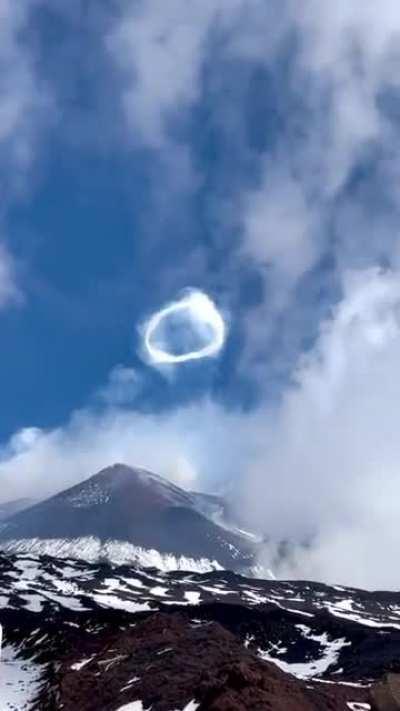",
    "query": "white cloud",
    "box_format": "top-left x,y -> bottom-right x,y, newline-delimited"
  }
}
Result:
107,0 -> 211,148
0,244 -> 20,308
0,399 -> 244,502
241,268 -> 400,588
280,2 -> 397,183
240,0 -> 400,289
107,0 -> 283,147
97,365 -> 142,406
242,161 -> 320,287
0,0 -> 52,182
0,0 -> 54,307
